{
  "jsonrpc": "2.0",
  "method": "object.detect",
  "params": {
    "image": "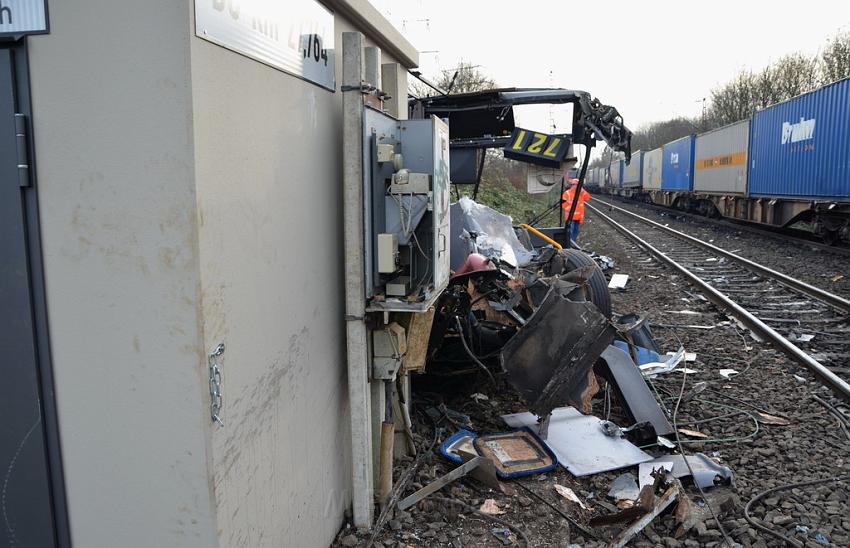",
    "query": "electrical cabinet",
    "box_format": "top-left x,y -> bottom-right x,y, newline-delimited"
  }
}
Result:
363,107 -> 450,312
